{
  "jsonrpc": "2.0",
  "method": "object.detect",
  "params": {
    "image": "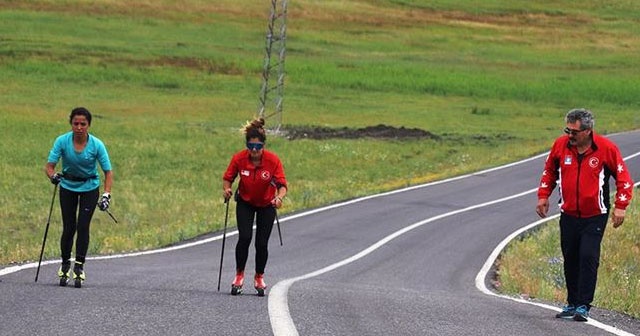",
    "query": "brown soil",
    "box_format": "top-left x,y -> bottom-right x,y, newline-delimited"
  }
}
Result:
282,124 -> 439,141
